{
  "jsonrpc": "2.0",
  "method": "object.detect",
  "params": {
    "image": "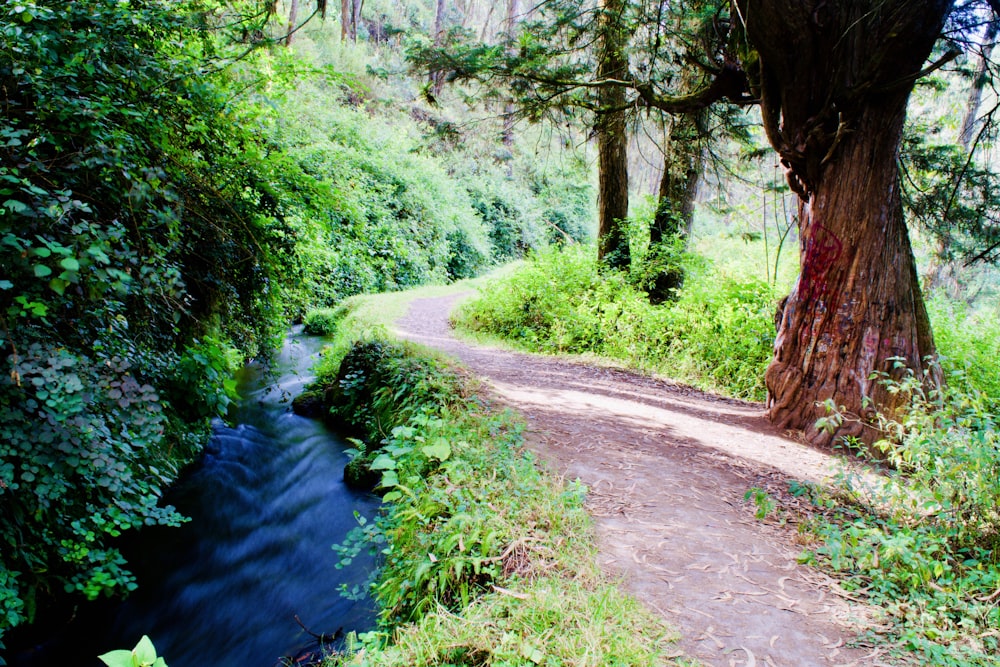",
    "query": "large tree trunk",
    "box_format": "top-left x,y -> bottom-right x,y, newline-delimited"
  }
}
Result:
738,0 -> 953,447
766,103 -> 937,446
596,0 -> 630,270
